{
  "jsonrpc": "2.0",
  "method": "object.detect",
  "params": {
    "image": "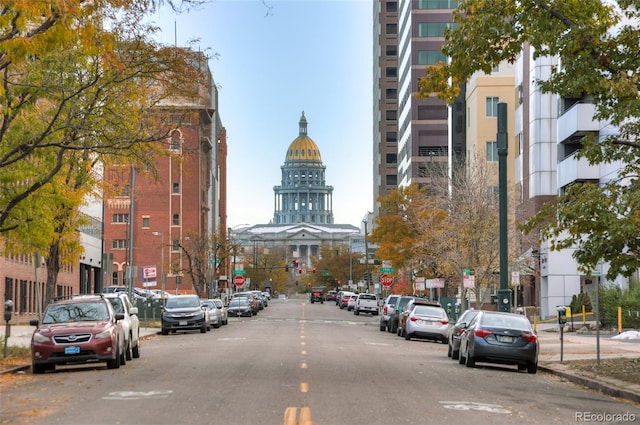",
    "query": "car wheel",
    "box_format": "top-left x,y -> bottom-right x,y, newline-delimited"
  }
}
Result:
214,322 -> 221,329
354,310 -> 359,315
517,363 -> 527,371
379,321 -> 386,332
108,343 -> 121,369
32,363 -> 47,374
132,341 -> 140,359
125,338 -> 132,361
458,346 -> 466,364
119,345 -> 127,366
465,348 -> 475,368
404,331 -> 411,341
447,343 -> 452,357
527,363 -> 538,374
161,328 -> 169,335
452,347 -> 460,360
200,324 -> 207,333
